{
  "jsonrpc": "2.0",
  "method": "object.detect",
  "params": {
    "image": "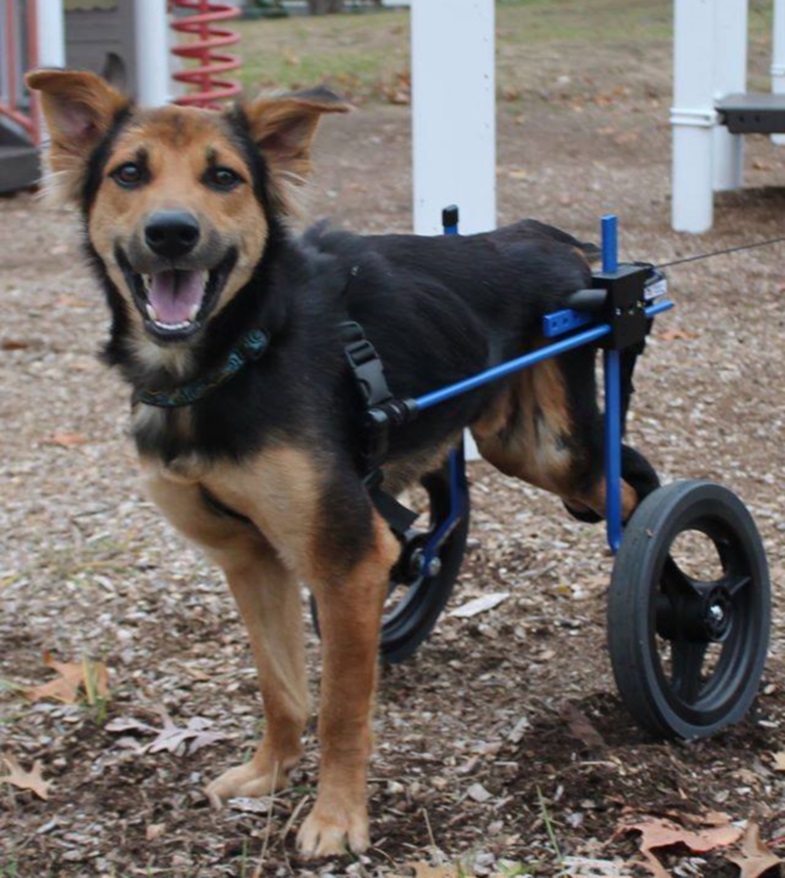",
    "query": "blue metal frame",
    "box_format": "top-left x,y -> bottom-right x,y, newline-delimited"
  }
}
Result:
417,209 -> 469,567
419,441 -> 470,573
411,212 -> 674,555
